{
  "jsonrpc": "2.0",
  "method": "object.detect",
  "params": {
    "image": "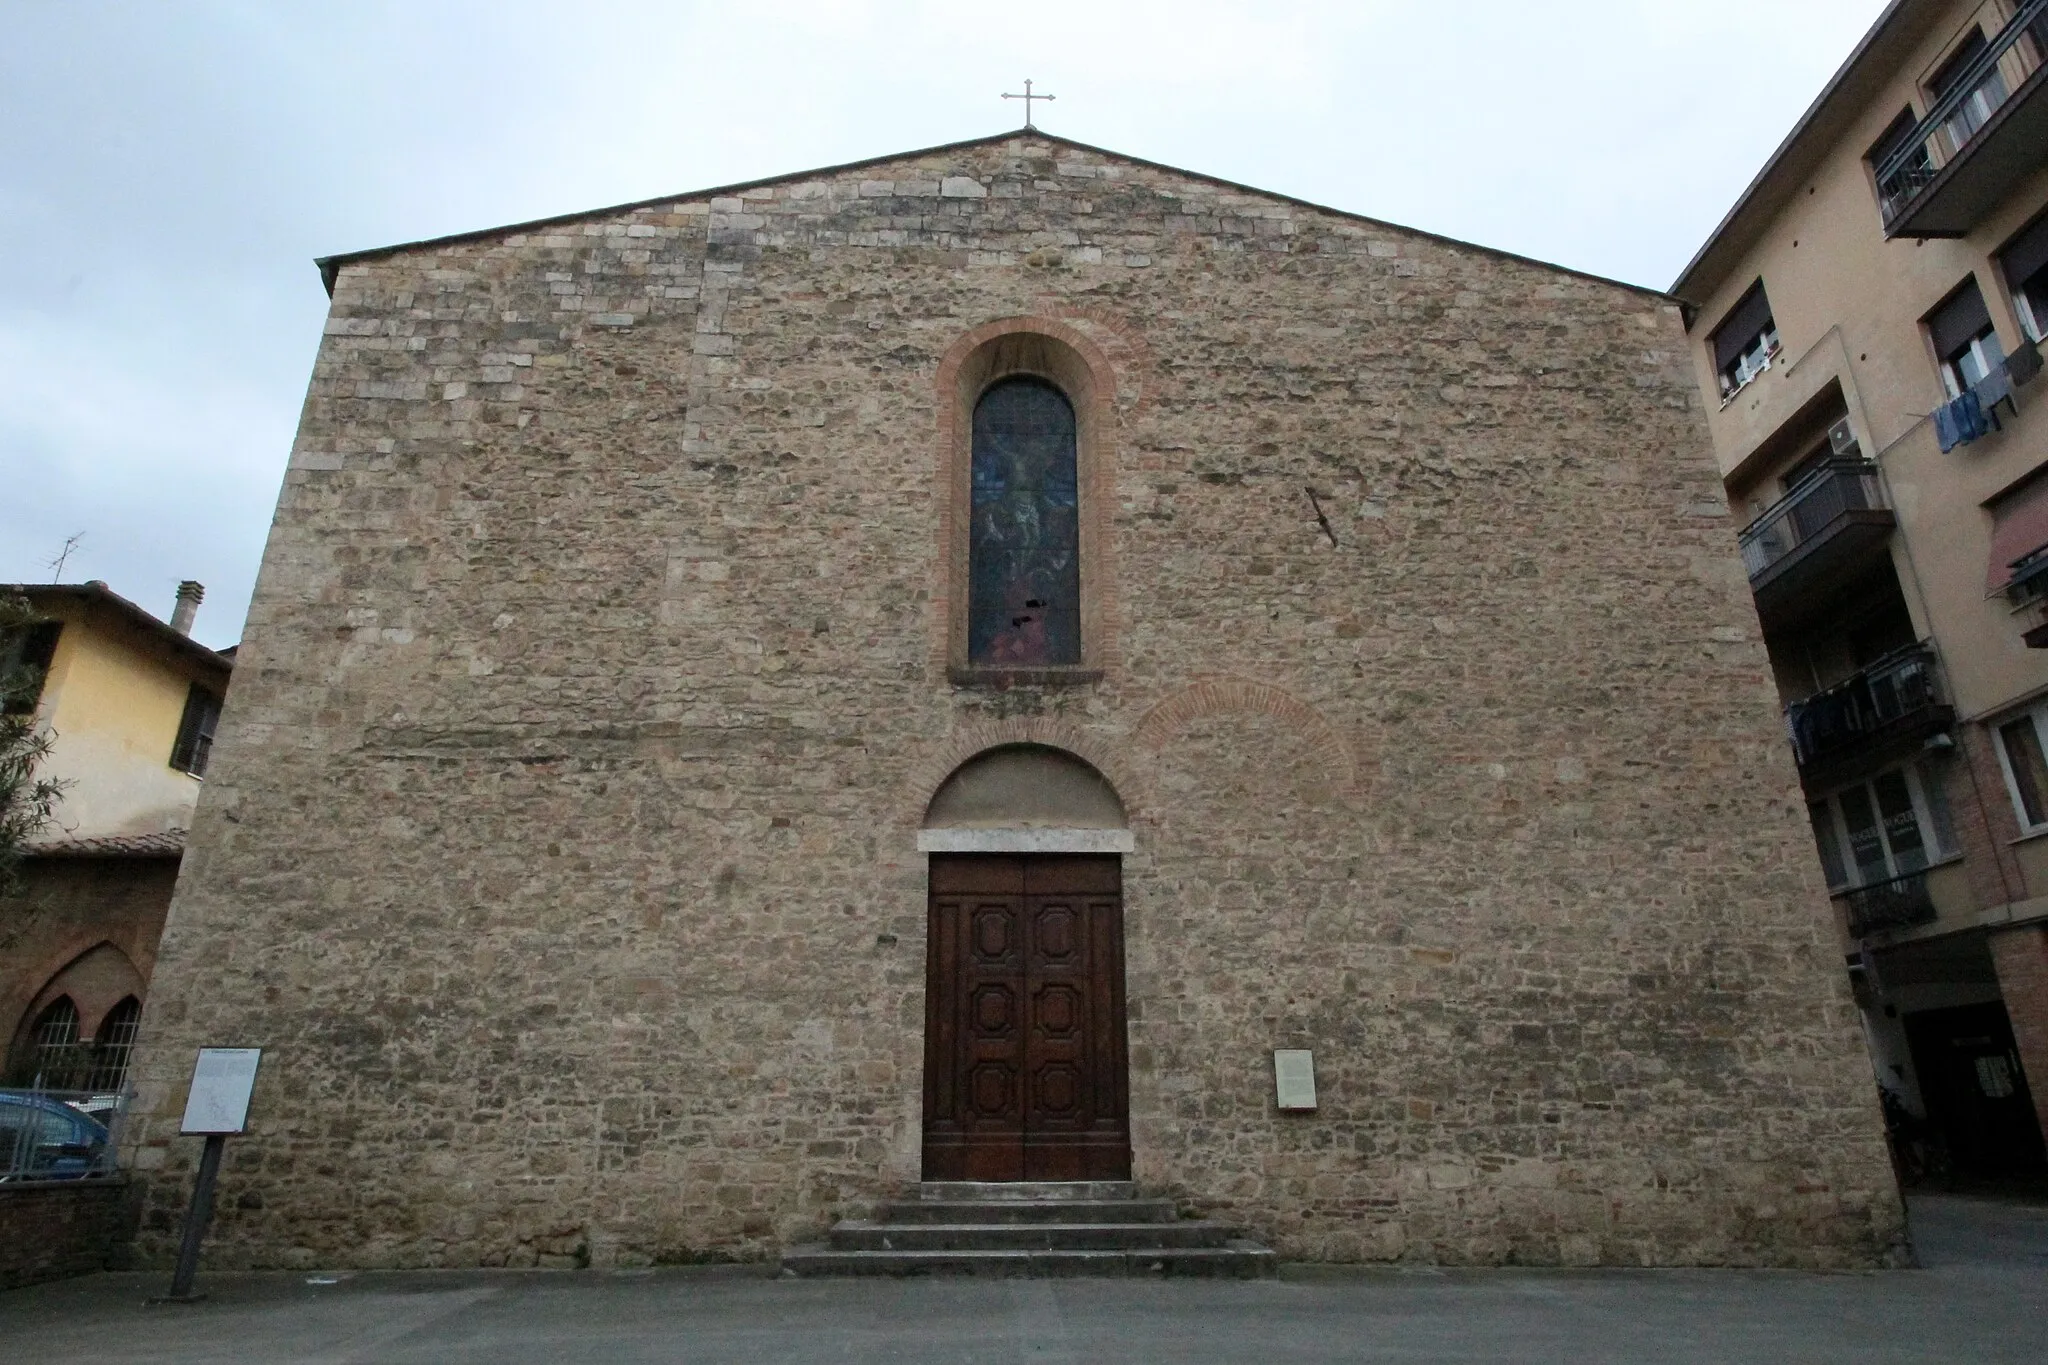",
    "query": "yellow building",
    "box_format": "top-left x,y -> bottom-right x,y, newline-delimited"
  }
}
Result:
1,581 -> 231,1093
1674,0 -> 2048,1181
